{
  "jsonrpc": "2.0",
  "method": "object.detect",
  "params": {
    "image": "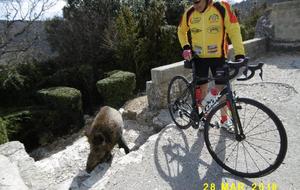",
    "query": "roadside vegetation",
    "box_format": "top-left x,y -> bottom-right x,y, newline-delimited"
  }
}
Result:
0,0 -> 265,150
